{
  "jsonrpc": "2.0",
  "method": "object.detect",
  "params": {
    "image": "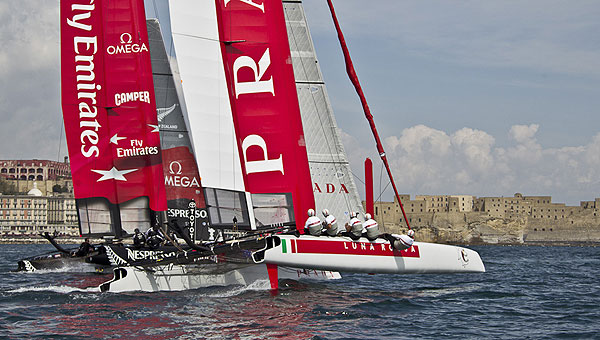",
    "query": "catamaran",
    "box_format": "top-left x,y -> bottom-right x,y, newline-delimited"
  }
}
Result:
57,0 -> 484,292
